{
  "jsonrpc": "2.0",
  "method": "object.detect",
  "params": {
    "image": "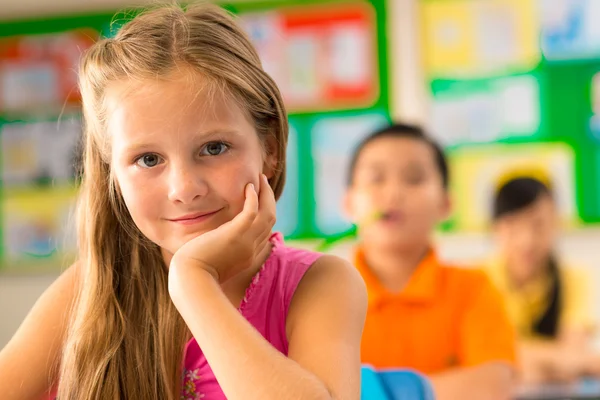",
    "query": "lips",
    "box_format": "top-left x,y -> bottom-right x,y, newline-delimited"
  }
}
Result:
379,210 -> 405,223
168,209 -> 222,224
